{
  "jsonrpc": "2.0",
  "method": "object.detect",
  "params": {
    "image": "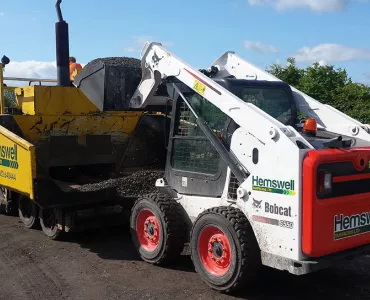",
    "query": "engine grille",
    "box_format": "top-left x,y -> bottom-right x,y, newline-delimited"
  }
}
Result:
227,172 -> 240,200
